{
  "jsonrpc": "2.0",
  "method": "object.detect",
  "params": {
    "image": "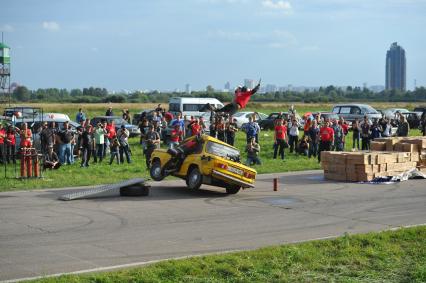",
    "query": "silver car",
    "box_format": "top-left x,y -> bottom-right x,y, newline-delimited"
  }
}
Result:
331,104 -> 382,122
